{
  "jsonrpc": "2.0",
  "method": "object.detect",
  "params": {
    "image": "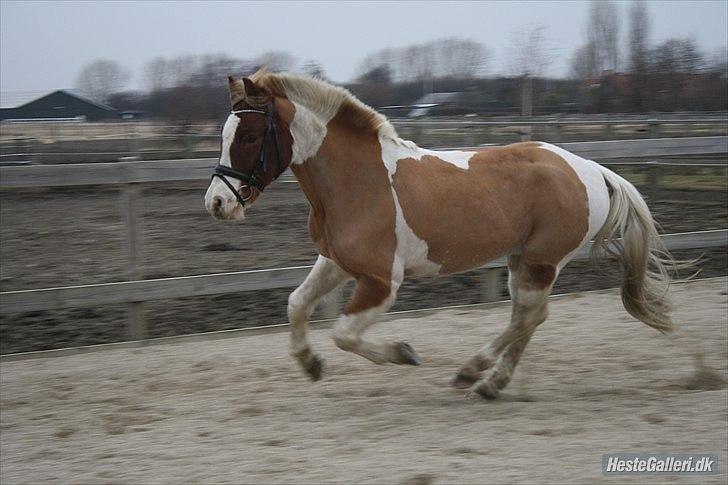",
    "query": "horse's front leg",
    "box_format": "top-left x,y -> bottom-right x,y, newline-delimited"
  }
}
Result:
332,275 -> 420,365
288,255 -> 350,381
